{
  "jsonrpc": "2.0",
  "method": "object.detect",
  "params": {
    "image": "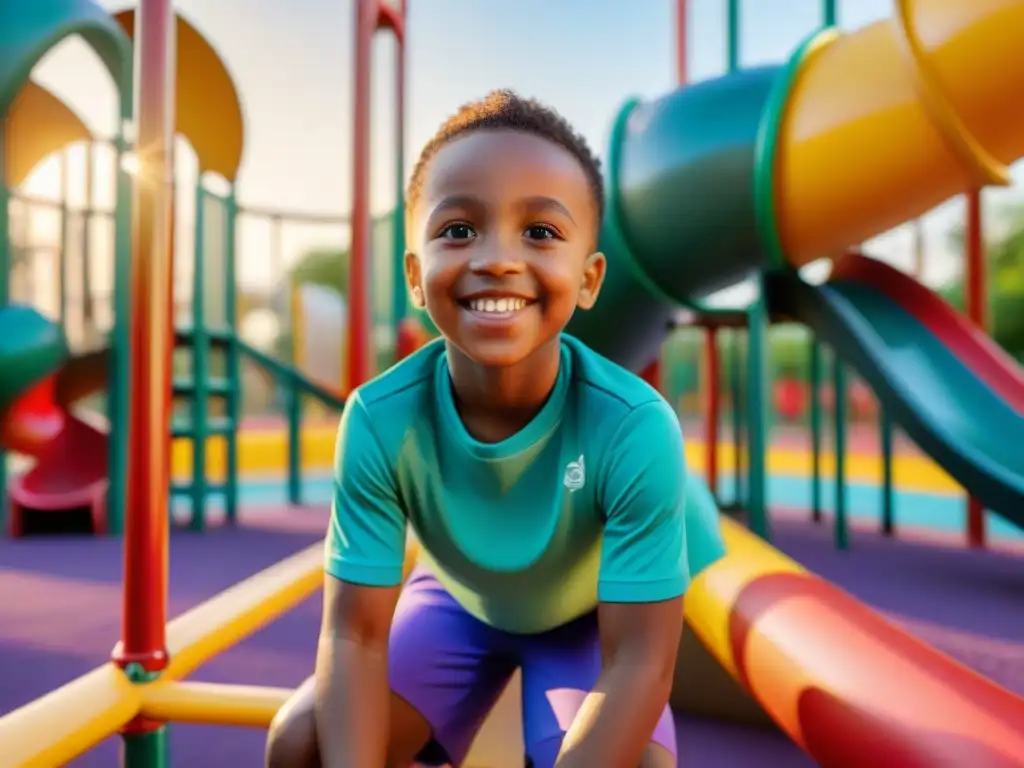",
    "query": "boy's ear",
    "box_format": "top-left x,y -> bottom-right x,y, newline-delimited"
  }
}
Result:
404,251 -> 425,308
576,251 -> 606,311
